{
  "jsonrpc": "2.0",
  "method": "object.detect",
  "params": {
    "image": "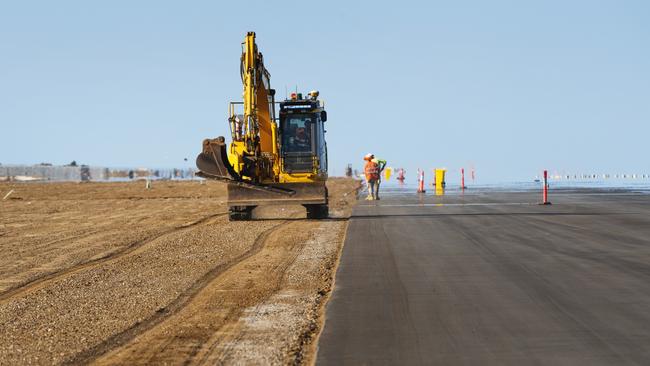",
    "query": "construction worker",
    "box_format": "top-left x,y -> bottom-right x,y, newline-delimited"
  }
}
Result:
364,153 -> 379,200
372,157 -> 387,200
291,126 -> 310,151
